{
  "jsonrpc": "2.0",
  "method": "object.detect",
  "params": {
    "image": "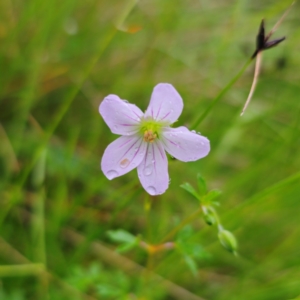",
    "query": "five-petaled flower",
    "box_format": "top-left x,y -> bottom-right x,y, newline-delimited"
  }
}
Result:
99,83 -> 210,196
